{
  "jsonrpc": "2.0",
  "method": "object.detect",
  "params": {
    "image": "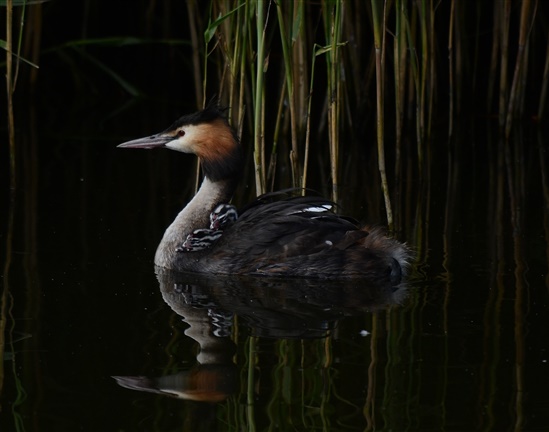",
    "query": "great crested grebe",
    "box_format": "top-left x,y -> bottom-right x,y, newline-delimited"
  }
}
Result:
118,105 -> 410,283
